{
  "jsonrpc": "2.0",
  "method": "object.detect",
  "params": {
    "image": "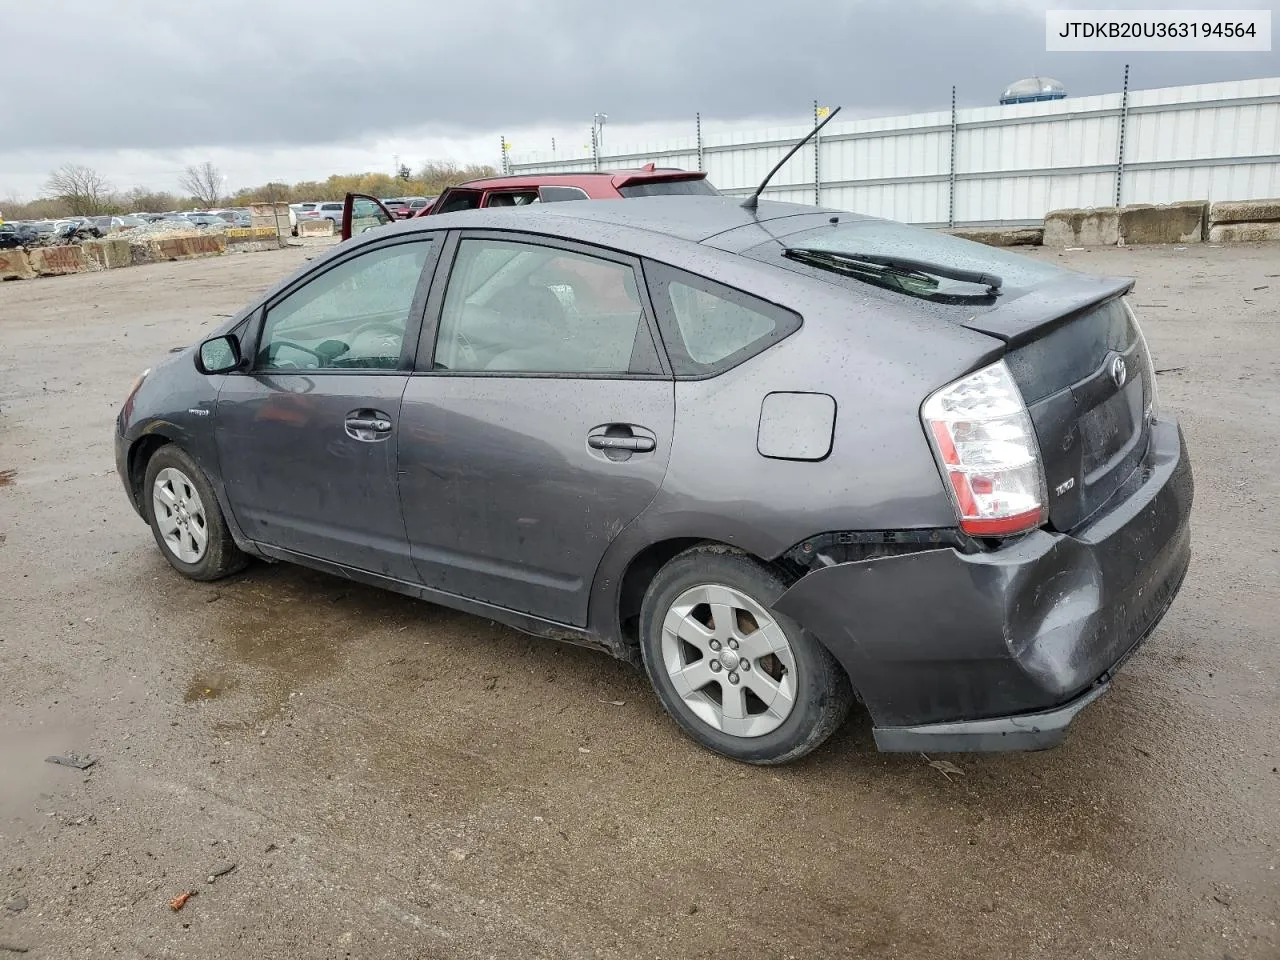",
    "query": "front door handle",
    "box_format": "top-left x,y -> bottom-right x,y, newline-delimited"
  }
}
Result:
587,435 -> 655,453
345,409 -> 393,442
